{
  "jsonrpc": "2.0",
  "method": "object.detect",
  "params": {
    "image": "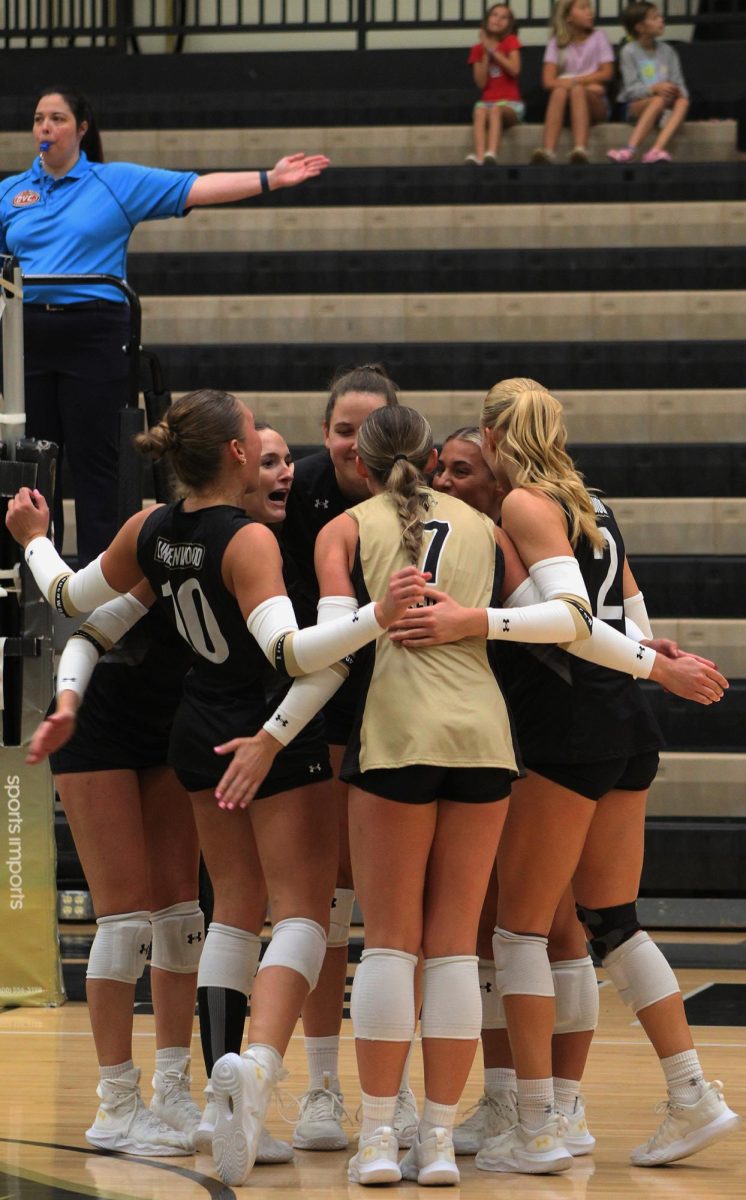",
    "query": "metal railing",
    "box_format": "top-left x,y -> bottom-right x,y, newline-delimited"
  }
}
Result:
2,0 -> 743,51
